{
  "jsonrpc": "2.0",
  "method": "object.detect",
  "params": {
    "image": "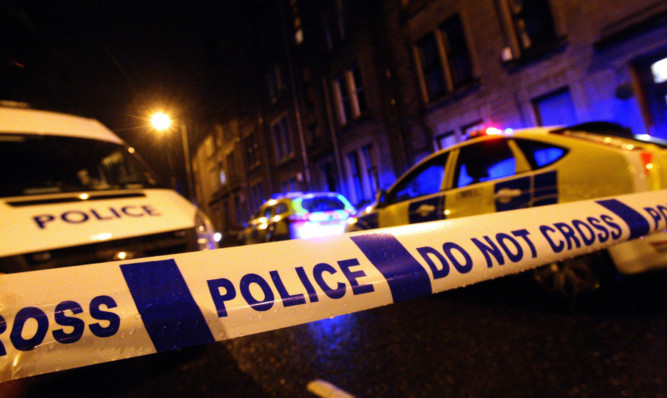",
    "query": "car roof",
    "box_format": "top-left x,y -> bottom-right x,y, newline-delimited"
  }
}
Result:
0,106 -> 124,144
269,191 -> 341,201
